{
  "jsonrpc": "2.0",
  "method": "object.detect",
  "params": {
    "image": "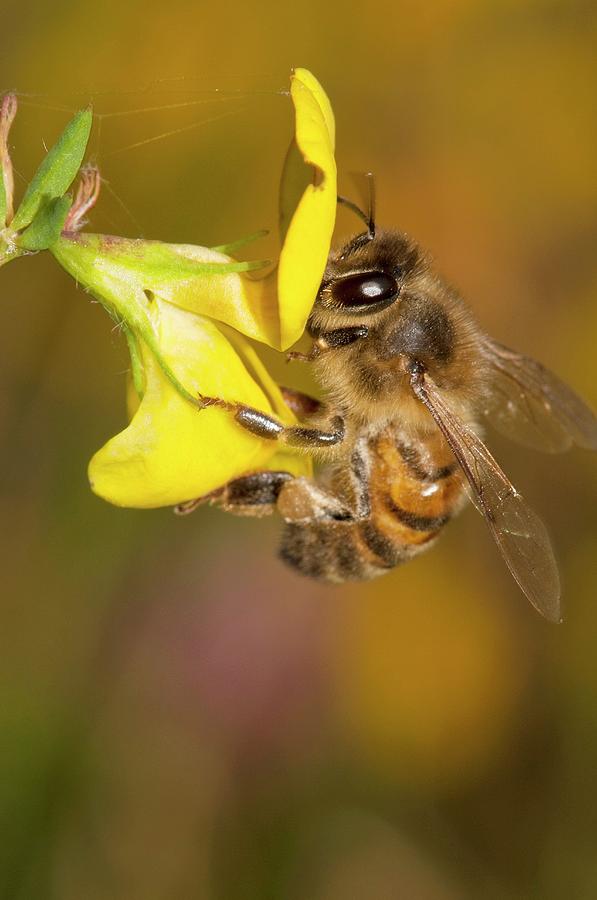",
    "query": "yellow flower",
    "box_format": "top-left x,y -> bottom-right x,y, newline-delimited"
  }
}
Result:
51,68 -> 337,508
